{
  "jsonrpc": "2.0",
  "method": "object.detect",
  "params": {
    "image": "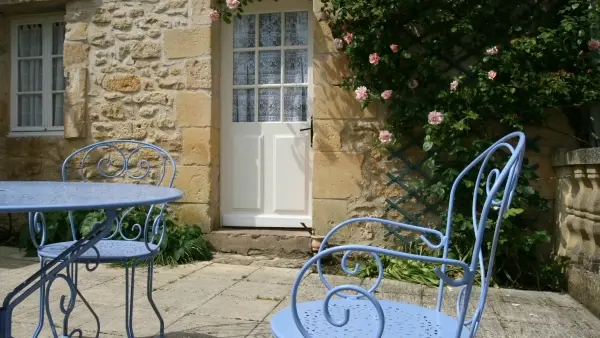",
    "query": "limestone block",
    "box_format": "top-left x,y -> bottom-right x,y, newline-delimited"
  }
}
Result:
313,120 -> 343,151
63,42 -> 89,67
313,152 -> 363,199
182,128 -> 213,165
131,41 -> 162,59
175,203 -> 211,226
190,0 -> 212,25
313,53 -> 349,87
100,102 -> 127,120
91,8 -> 112,24
64,67 -> 88,139
185,58 -> 212,89
129,9 -> 145,18
175,91 -> 212,127
312,199 -> 349,236
173,166 -> 212,203
66,23 -> 88,41
102,75 -> 142,92
112,19 -> 133,31
314,20 -> 336,54
133,92 -> 173,106
164,27 -> 212,59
